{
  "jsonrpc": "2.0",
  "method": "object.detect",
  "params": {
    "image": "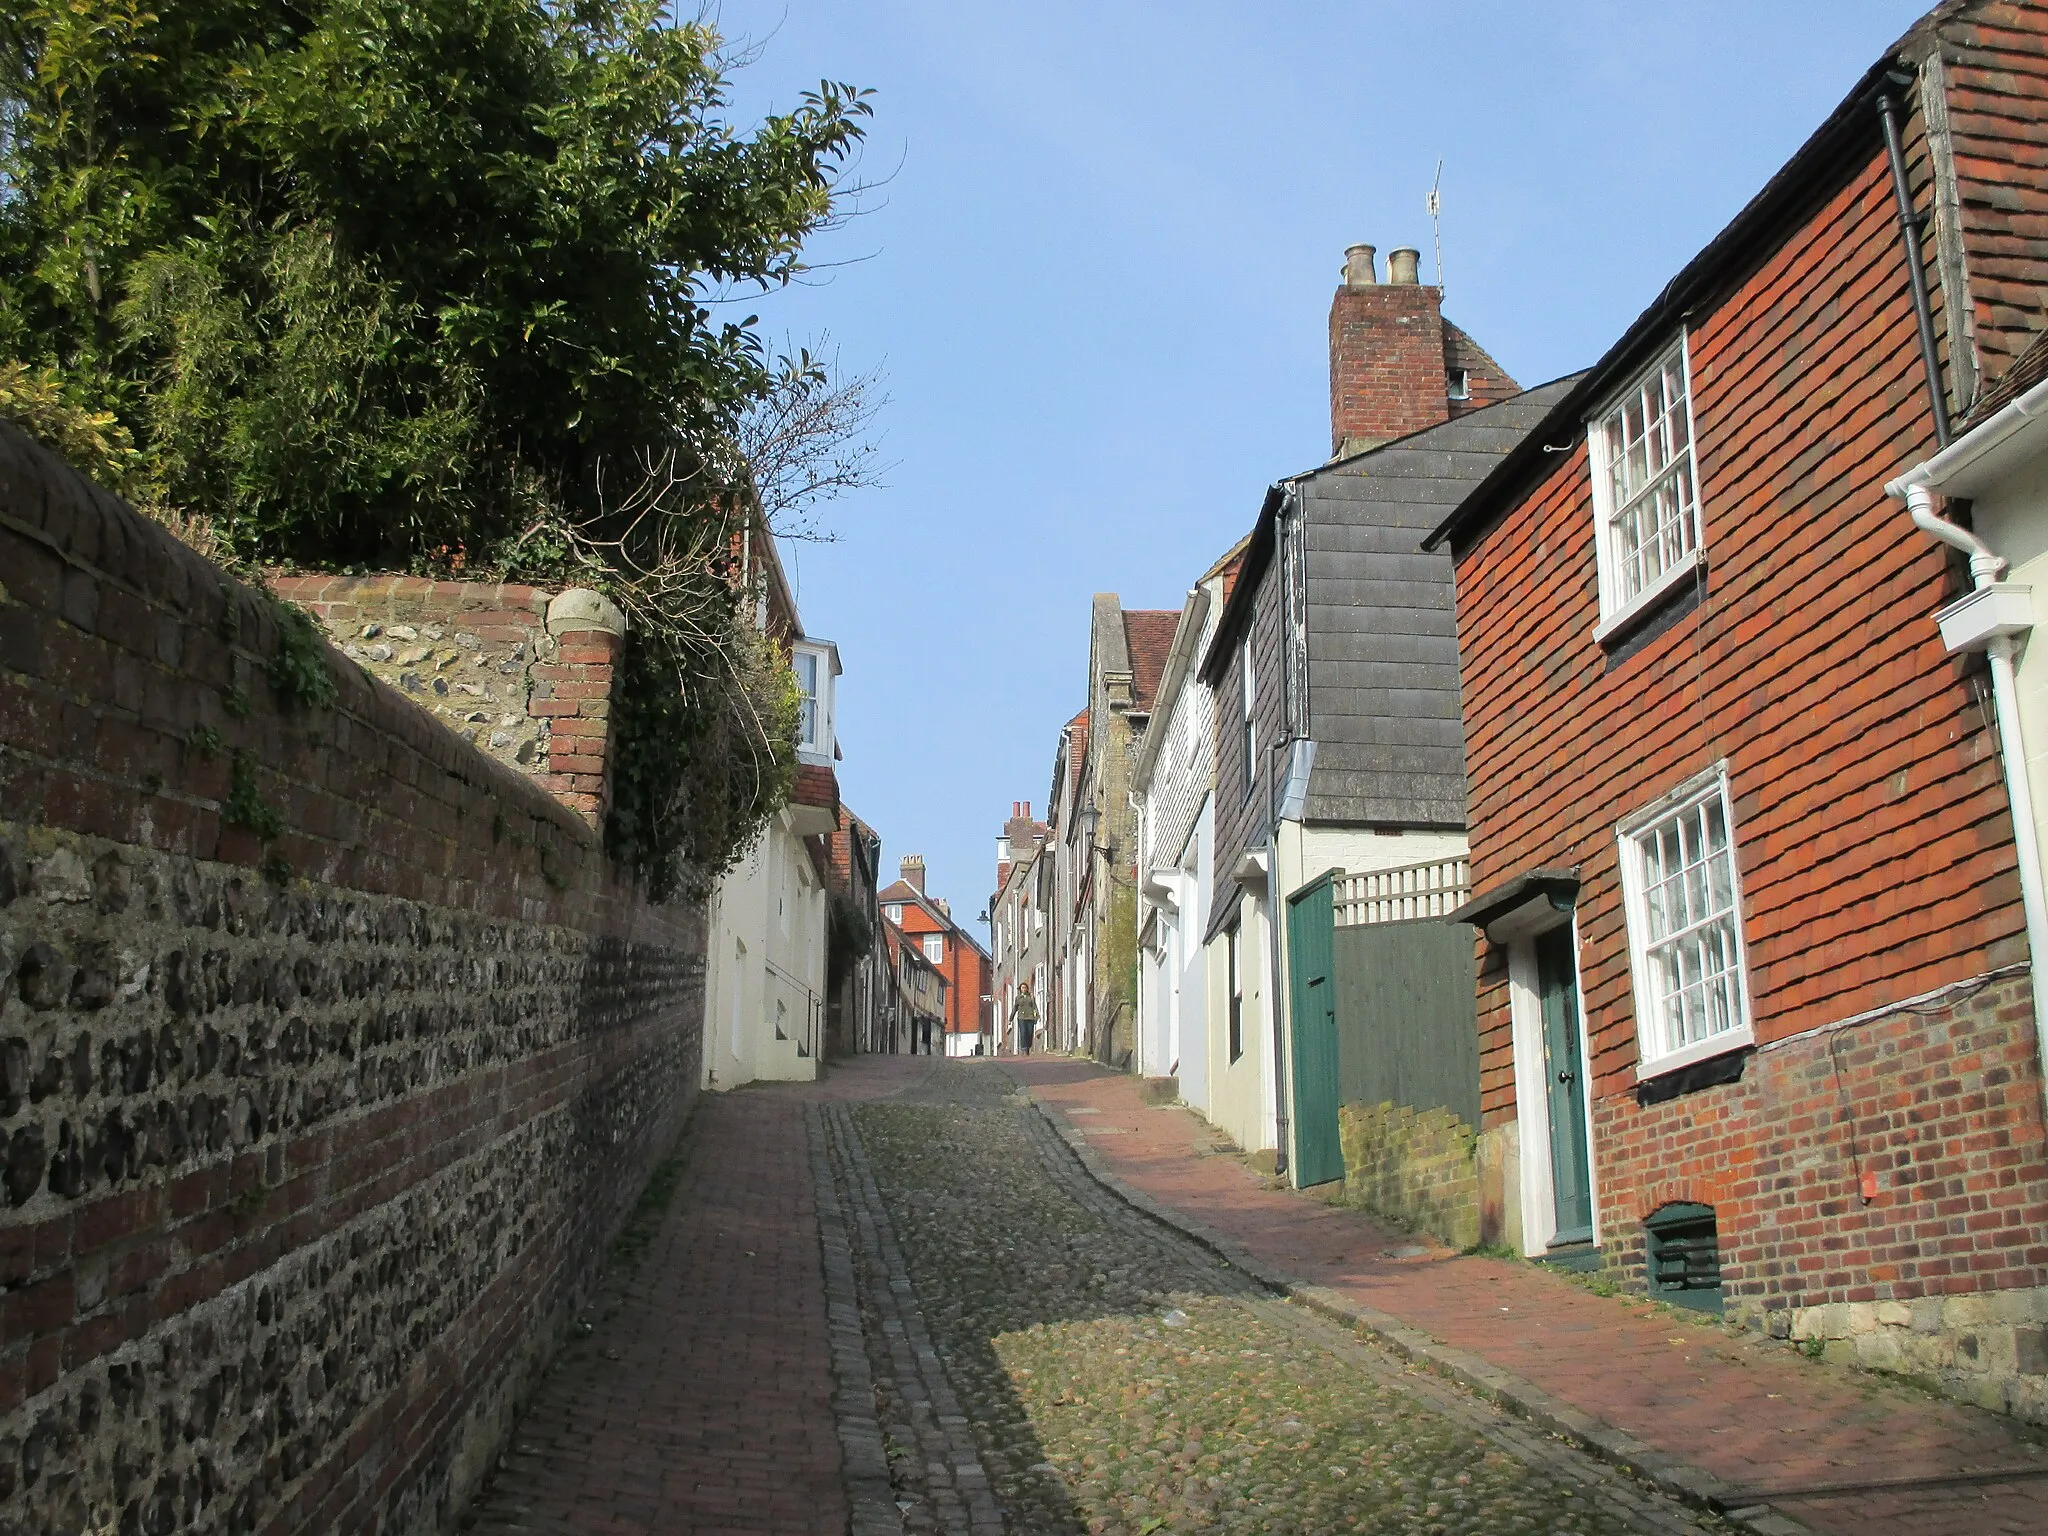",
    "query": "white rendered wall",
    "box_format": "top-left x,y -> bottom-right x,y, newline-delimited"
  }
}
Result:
702,811 -> 825,1088
1201,892 -> 1275,1154
1975,461 -> 2048,907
